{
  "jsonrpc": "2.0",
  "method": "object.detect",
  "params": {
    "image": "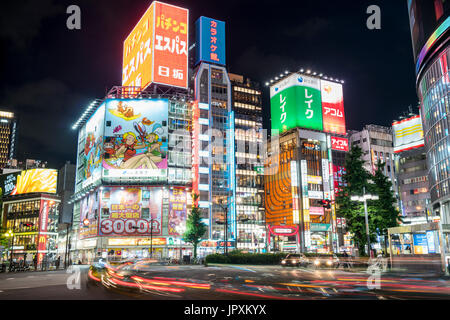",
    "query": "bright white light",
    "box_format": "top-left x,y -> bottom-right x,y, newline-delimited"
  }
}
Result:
313,72 -> 317,75
324,76 -> 328,79
319,73 -> 323,77
330,77 -> 333,81
279,74 -> 283,77
306,70 -> 311,74
265,82 -> 269,86
270,79 -> 274,83
285,70 -> 289,74
275,77 -> 279,80
300,68 -> 304,72
341,80 -> 345,84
